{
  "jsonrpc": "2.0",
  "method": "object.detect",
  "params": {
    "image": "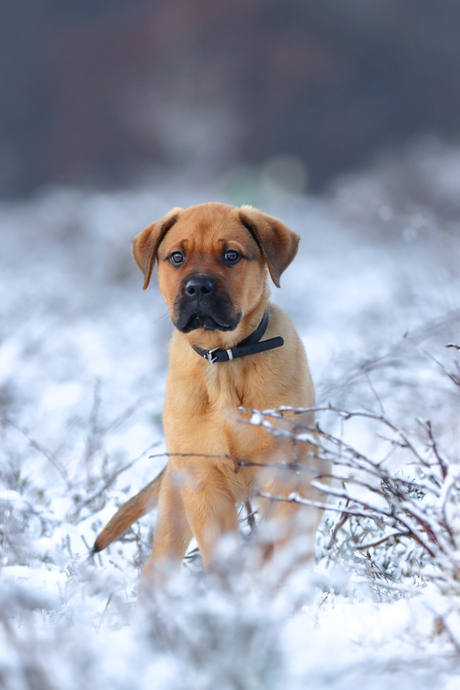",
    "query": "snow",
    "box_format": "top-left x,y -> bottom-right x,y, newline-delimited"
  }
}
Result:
1,142 -> 460,688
